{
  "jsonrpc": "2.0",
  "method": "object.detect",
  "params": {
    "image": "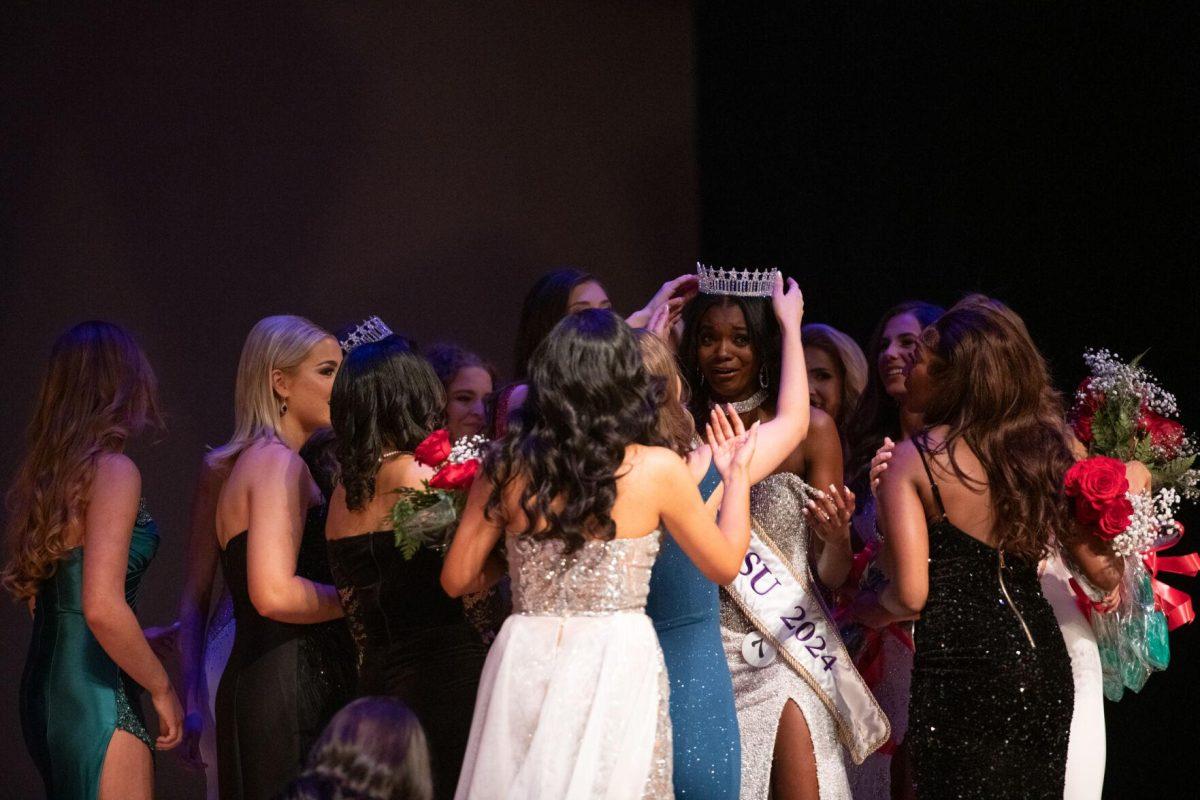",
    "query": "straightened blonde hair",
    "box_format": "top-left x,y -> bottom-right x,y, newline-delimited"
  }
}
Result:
3,321 -> 163,601
802,323 -> 869,427
207,315 -> 330,471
